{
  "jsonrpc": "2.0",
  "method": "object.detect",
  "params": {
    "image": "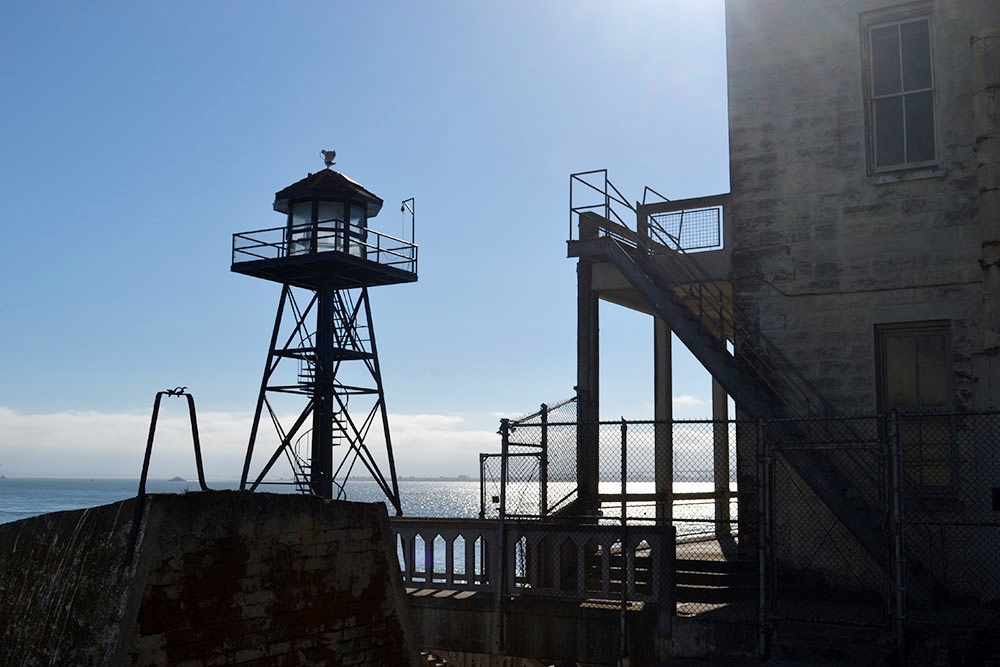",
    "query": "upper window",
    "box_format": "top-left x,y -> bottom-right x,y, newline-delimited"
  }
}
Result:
864,12 -> 937,172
